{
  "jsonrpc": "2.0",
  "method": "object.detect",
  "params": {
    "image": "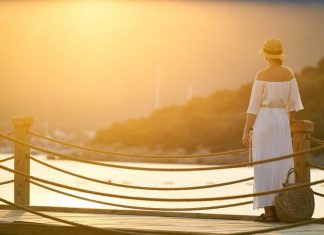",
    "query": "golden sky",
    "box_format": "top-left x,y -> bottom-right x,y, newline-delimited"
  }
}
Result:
0,1 -> 323,132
